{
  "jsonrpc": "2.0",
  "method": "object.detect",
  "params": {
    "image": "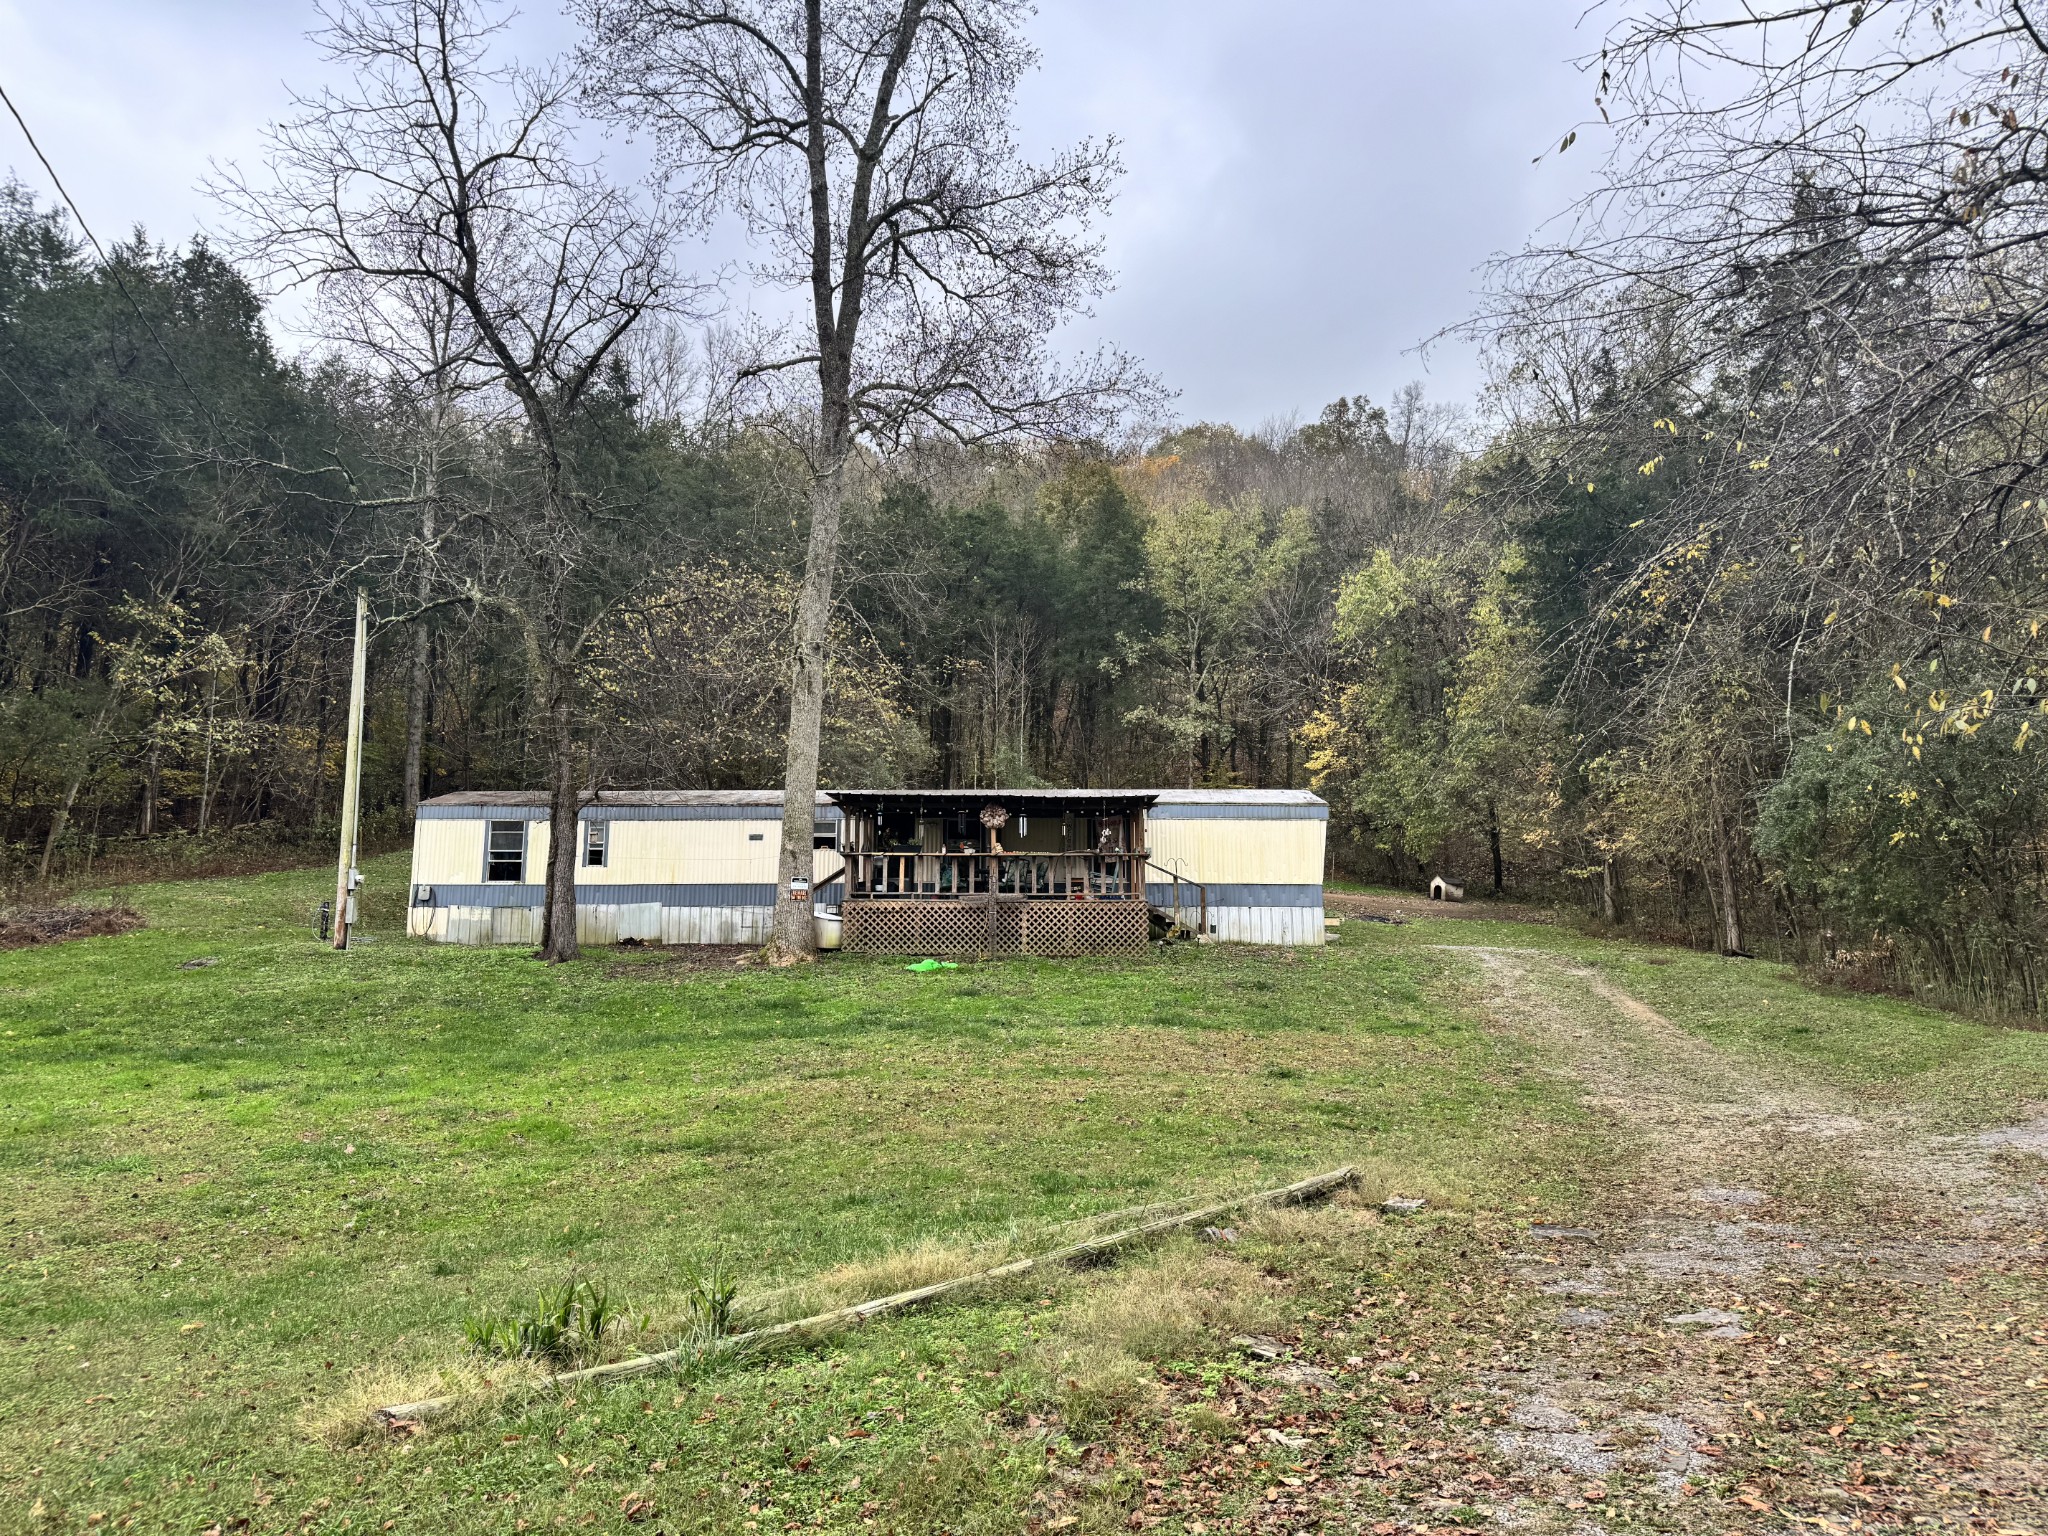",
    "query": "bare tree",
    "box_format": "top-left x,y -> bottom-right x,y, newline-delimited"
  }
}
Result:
216,0 -> 691,961
1484,2 -> 2048,676
306,275 -> 481,822
574,0 -> 1154,958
